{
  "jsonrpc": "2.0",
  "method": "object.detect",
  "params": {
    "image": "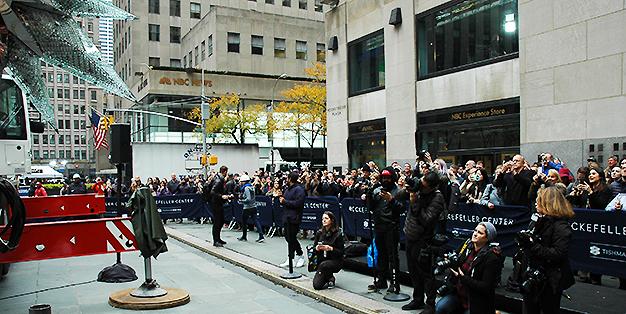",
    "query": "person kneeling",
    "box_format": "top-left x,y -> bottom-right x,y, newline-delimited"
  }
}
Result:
435,222 -> 503,314
312,211 -> 344,290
